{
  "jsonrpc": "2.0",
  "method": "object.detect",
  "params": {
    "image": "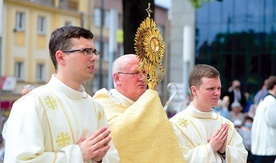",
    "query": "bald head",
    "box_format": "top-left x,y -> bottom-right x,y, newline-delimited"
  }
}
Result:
112,54 -> 139,75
